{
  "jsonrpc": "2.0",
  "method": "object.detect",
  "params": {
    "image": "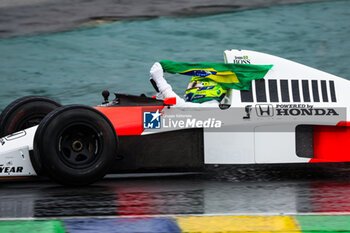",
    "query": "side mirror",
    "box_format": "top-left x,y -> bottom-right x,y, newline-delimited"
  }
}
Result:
163,97 -> 176,106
